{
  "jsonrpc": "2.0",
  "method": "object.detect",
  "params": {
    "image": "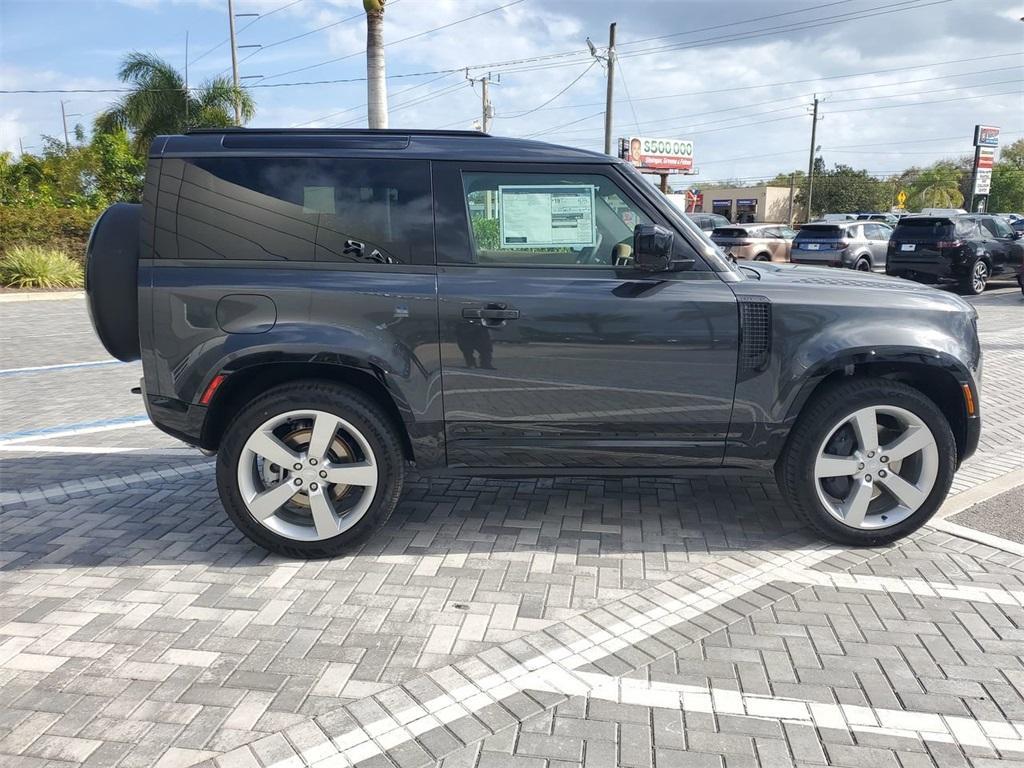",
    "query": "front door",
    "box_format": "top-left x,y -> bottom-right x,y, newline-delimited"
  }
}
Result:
432,162 -> 739,470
